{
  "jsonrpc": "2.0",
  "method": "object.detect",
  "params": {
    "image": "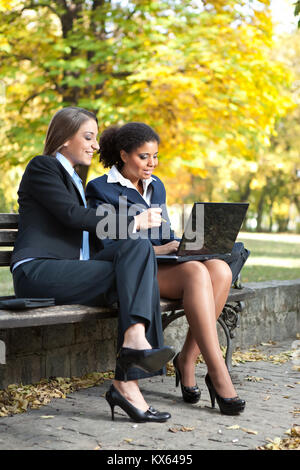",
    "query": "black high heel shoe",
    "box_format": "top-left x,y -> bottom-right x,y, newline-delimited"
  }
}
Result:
116,346 -> 175,381
173,353 -> 201,404
105,384 -> 171,423
205,374 -> 246,415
